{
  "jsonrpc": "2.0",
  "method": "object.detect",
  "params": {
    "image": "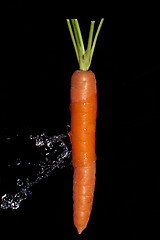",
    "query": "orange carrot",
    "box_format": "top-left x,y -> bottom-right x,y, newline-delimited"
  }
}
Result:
67,18 -> 104,234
